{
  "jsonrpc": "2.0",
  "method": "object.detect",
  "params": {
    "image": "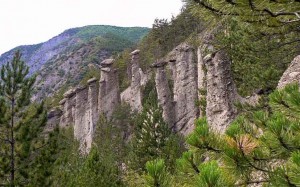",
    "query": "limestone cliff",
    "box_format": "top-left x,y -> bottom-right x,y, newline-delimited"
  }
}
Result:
153,43 -> 199,135
56,58 -> 121,153
121,50 -> 148,112
51,40 -> 262,152
205,50 -> 240,133
98,59 -> 120,118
